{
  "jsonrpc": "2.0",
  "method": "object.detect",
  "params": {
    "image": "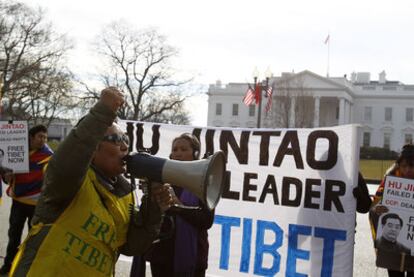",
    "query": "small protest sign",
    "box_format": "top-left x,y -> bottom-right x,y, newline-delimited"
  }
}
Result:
0,121 -> 29,173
